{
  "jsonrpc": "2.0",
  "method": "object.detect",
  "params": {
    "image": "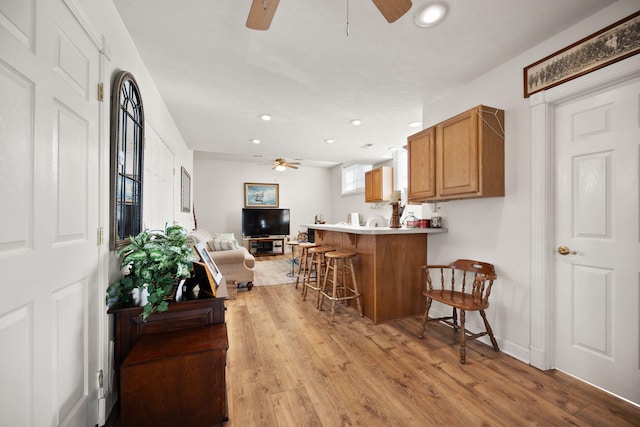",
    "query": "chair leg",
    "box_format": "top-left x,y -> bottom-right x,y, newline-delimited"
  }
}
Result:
316,258 -> 327,309
302,254 -> 314,300
417,297 -> 433,339
452,307 -> 459,332
329,260 -> 340,321
318,261 -> 330,311
294,249 -> 306,289
480,310 -> 499,351
459,310 -> 467,364
347,258 -> 363,317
